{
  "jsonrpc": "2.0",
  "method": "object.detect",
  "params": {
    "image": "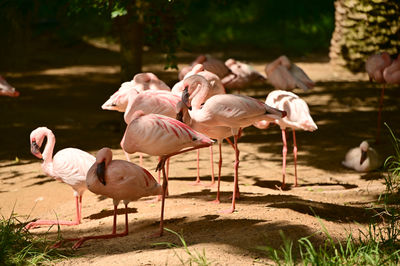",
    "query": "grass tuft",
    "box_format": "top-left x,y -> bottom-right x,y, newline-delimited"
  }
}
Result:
0,212 -> 73,265
153,228 -> 213,266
